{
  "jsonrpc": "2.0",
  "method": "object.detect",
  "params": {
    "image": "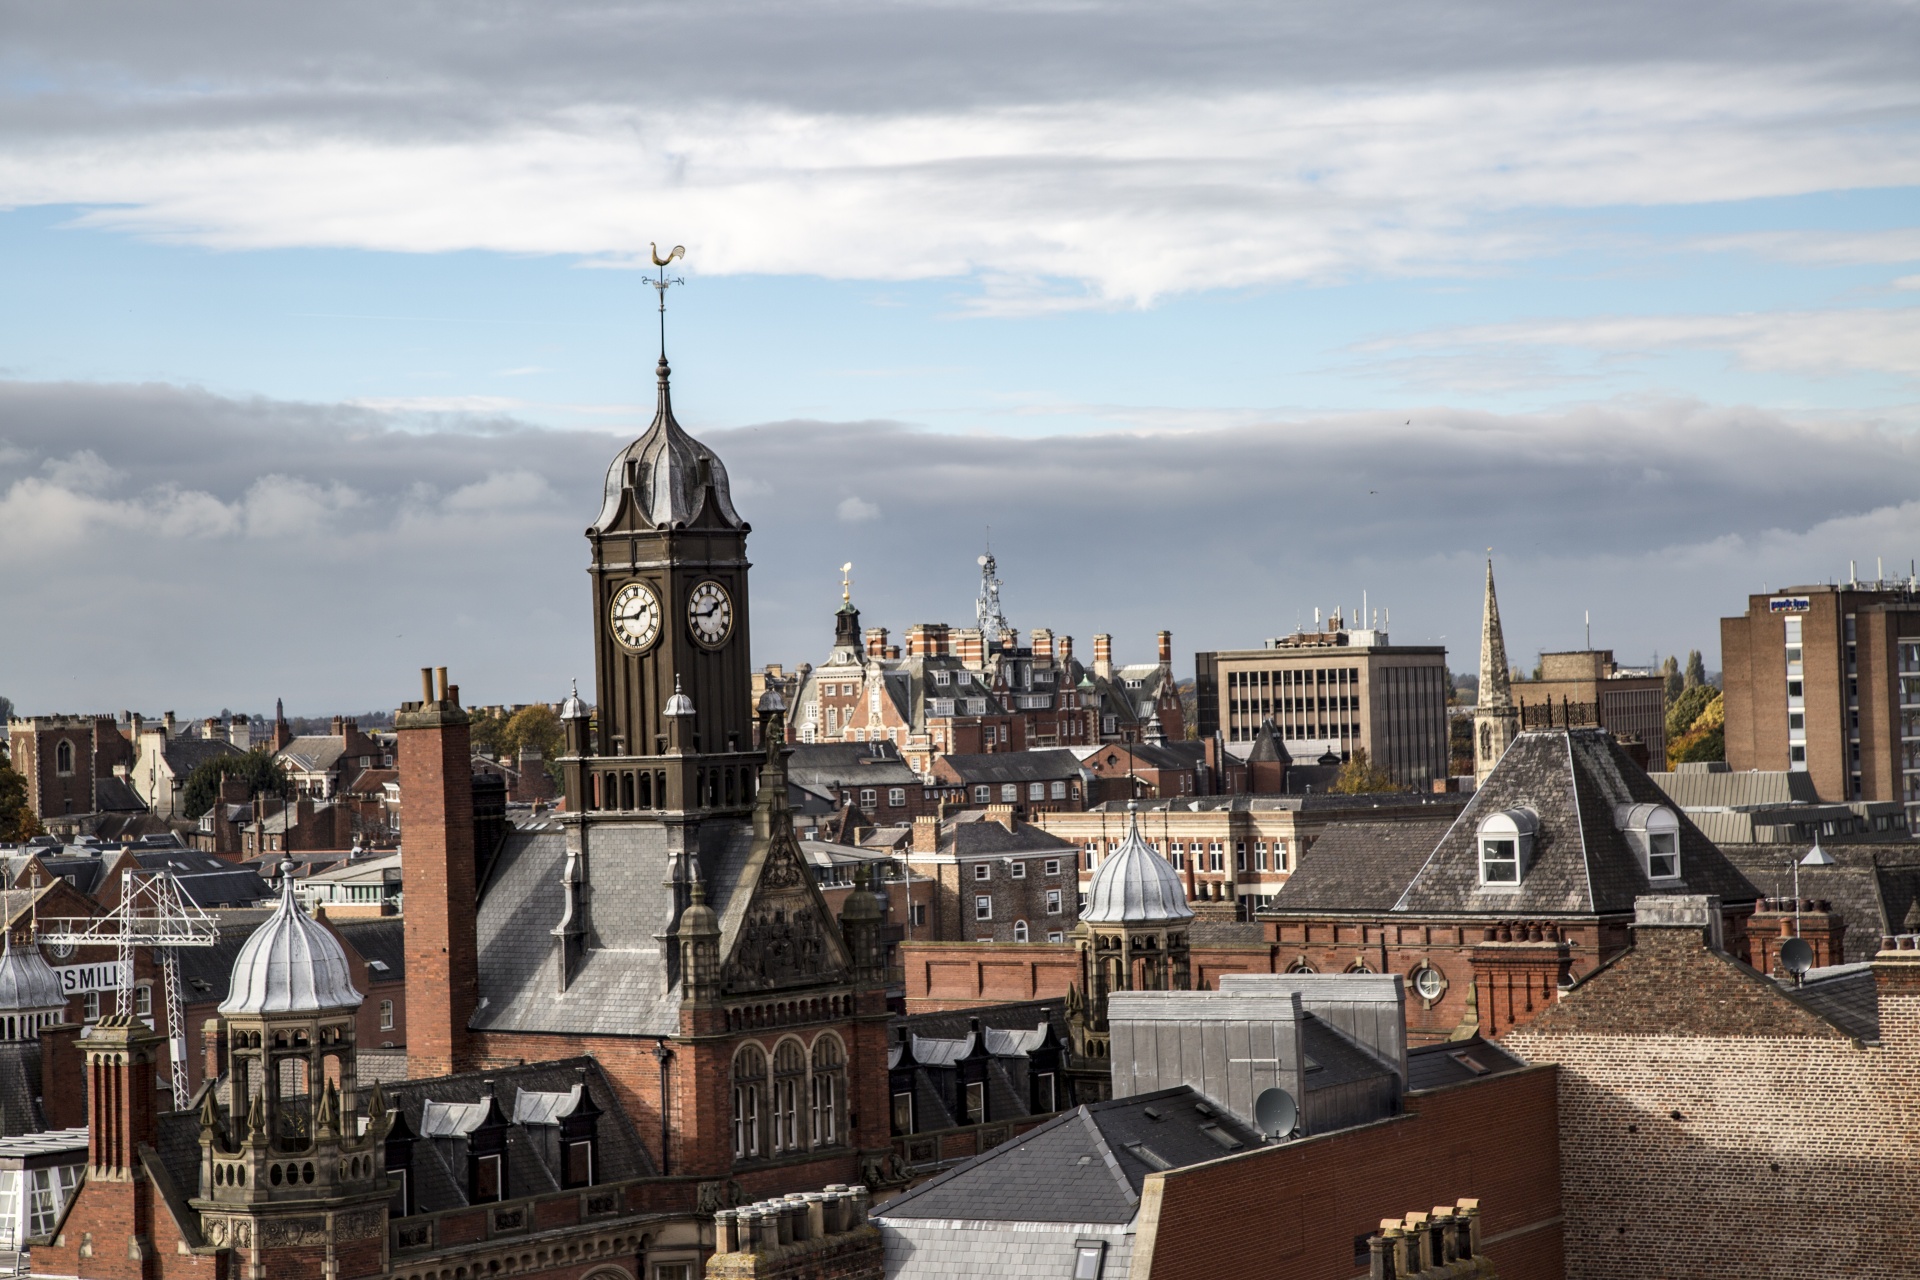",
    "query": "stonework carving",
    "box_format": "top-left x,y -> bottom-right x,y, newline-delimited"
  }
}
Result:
335,1207 -> 386,1242
260,1216 -> 329,1247
725,899 -> 831,990
696,1178 -> 745,1215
